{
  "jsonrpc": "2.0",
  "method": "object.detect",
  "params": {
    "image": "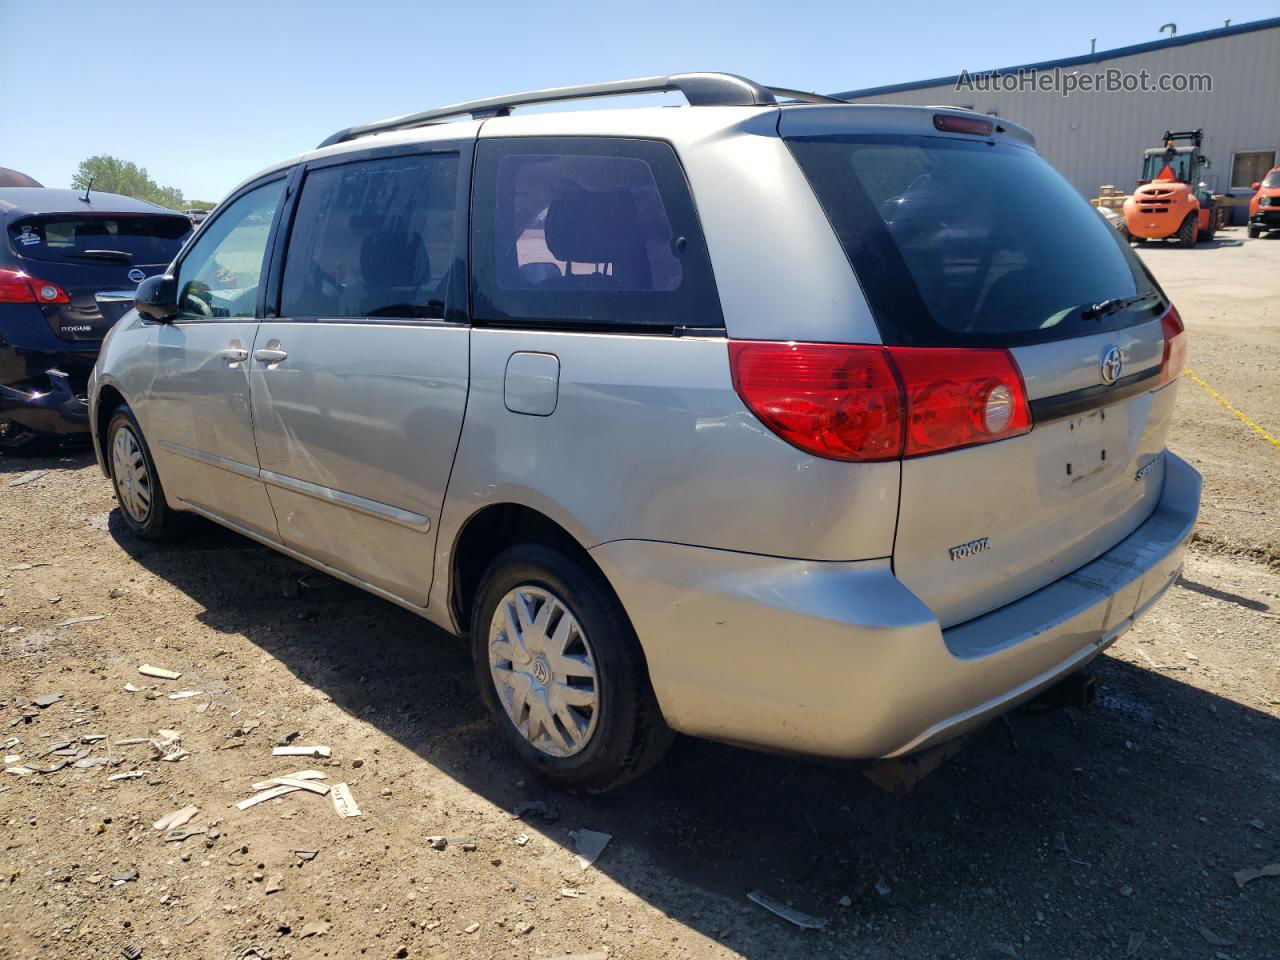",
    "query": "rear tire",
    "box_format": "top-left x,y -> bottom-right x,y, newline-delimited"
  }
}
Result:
0,422 -> 55,457
1198,215 -> 1216,242
1177,213 -> 1198,247
471,542 -> 673,793
107,406 -> 185,540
